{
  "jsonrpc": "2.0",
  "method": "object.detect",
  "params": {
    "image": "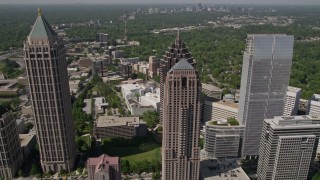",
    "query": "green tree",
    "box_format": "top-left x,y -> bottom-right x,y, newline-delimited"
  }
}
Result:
18,169 -> 25,177
30,163 -> 41,176
152,171 -> 160,180
142,111 -> 159,129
